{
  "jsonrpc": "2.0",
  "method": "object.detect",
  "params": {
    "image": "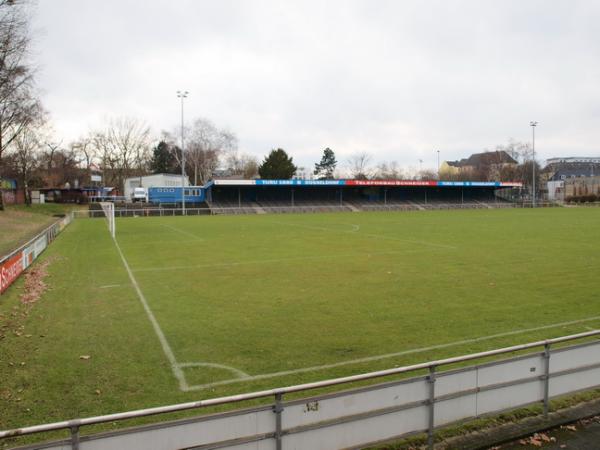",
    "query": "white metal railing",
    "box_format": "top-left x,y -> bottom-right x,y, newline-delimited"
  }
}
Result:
74,202 -> 528,219
2,330 -> 599,450
74,207 -> 211,218
0,213 -> 73,294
